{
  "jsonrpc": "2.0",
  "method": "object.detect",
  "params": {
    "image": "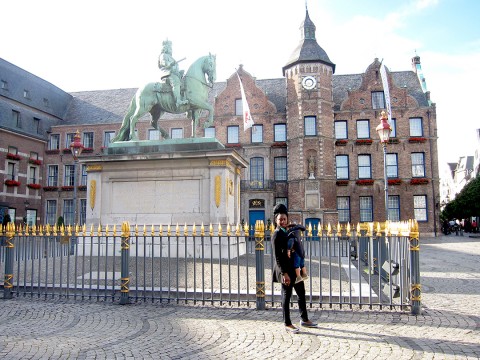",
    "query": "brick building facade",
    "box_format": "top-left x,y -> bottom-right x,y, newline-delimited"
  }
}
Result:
0,9 -> 439,235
